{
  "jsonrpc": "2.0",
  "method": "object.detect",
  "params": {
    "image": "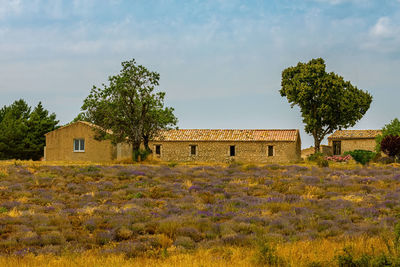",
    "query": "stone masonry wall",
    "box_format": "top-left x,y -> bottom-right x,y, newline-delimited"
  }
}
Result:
328,138 -> 377,154
147,140 -> 301,163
